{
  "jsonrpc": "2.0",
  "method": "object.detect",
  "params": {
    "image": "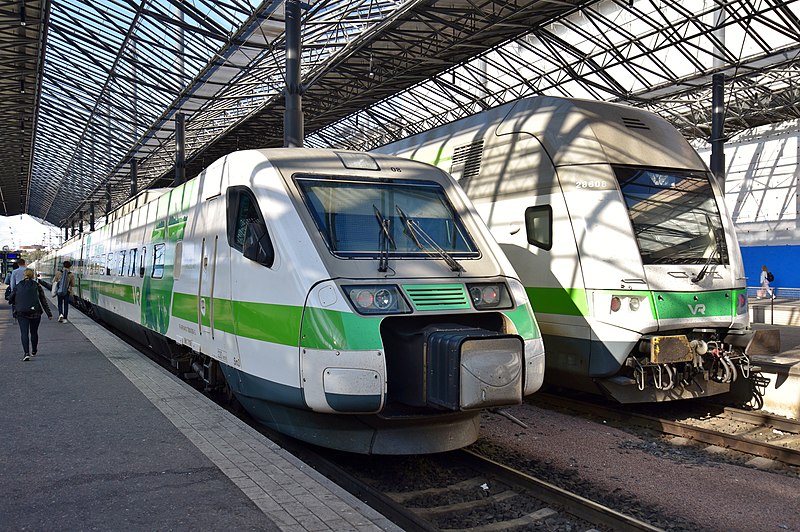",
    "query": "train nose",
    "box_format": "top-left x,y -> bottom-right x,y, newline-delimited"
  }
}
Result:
423,325 -> 524,411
